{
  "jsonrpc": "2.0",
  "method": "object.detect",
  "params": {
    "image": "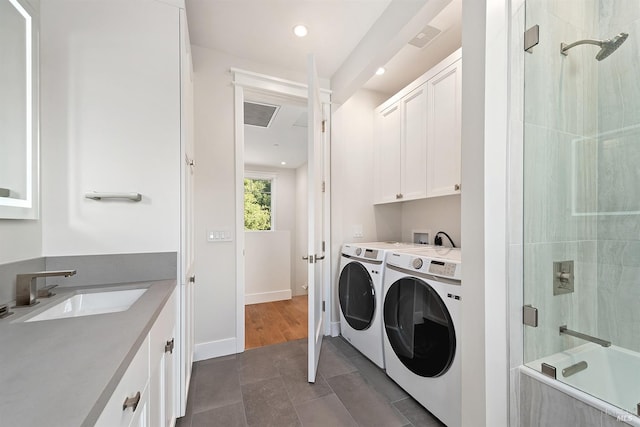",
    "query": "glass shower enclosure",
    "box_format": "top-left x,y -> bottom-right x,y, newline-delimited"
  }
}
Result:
523,0 -> 640,418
